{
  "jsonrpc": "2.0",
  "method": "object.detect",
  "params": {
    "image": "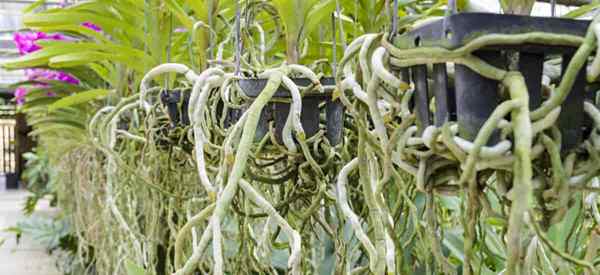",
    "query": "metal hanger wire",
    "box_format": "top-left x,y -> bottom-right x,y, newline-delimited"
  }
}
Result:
234,0 -> 242,76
